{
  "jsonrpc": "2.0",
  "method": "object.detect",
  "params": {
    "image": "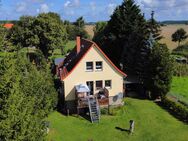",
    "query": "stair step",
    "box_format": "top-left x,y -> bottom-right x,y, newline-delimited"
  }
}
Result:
88,98 -> 100,123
